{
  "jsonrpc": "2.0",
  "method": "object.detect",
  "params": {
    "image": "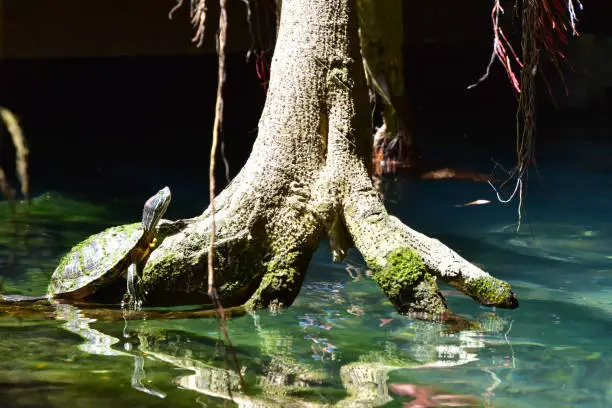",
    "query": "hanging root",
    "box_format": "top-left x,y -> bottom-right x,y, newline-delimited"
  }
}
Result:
470,0 -> 583,229
468,0 -> 523,92
468,0 -> 583,93
0,107 -> 29,210
167,0 -> 241,385
208,0 -> 228,302
510,0 -> 539,229
168,0 -> 184,19
247,0 -> 279,93
168,0 -> 208,47
209,0 -> 245,387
